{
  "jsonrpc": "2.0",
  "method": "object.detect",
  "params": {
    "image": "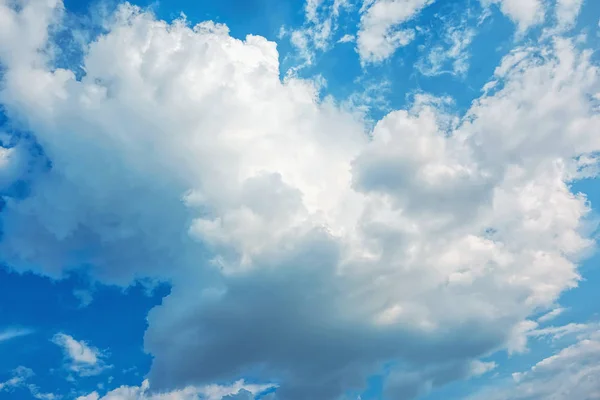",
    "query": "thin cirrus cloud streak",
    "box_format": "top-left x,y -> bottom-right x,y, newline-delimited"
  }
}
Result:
0,0 -> 598,399
537,307 -> 567,323
0,328 -> 33,343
